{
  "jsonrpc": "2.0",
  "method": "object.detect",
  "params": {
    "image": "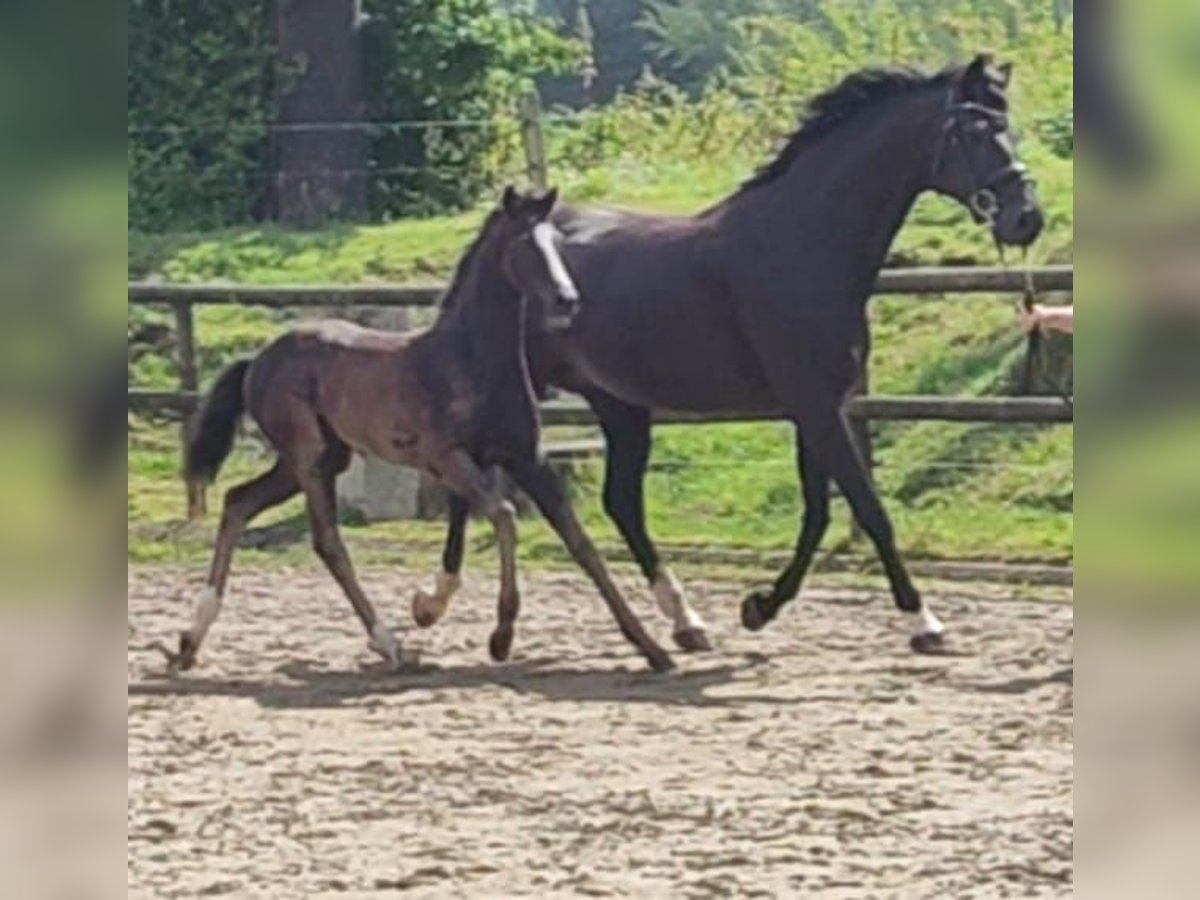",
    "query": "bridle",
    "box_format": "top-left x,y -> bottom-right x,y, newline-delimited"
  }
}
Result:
930,96 -> 1032,226
931,94 -> 1070,410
